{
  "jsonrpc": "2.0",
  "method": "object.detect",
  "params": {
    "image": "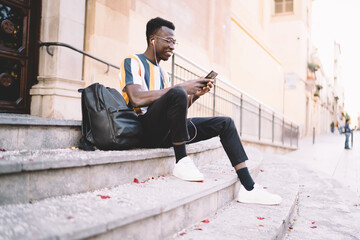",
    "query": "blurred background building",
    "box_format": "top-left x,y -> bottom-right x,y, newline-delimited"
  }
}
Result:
0,0 -> 344,138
